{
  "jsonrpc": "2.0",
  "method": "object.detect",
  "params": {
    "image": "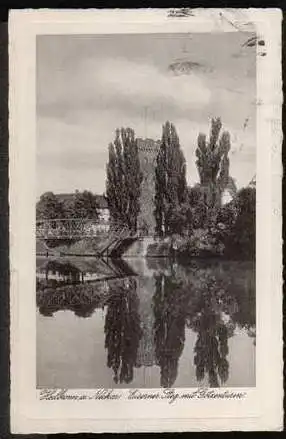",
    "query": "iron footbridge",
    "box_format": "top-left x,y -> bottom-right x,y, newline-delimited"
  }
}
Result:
36,218 -> 111,240
36,218 -> 144,257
